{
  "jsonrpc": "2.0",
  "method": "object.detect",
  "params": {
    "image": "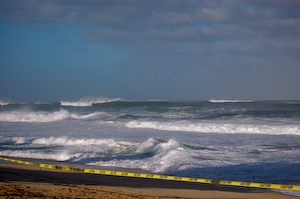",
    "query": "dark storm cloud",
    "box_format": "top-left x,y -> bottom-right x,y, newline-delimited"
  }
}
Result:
1,0 -> 299,61
1,0 -> 299,100
2,1 -> 298,35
